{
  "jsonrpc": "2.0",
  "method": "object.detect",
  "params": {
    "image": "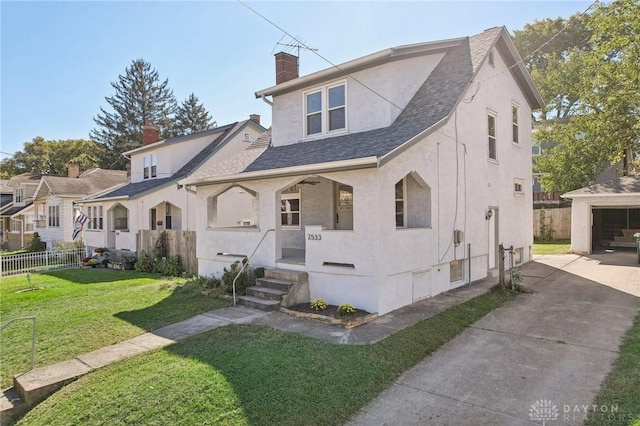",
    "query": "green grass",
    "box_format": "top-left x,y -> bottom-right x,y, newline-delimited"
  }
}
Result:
0,269 -> 229,388
585,311 -> 640,426
533,239 -> 572,255
16,290 -> 516,426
